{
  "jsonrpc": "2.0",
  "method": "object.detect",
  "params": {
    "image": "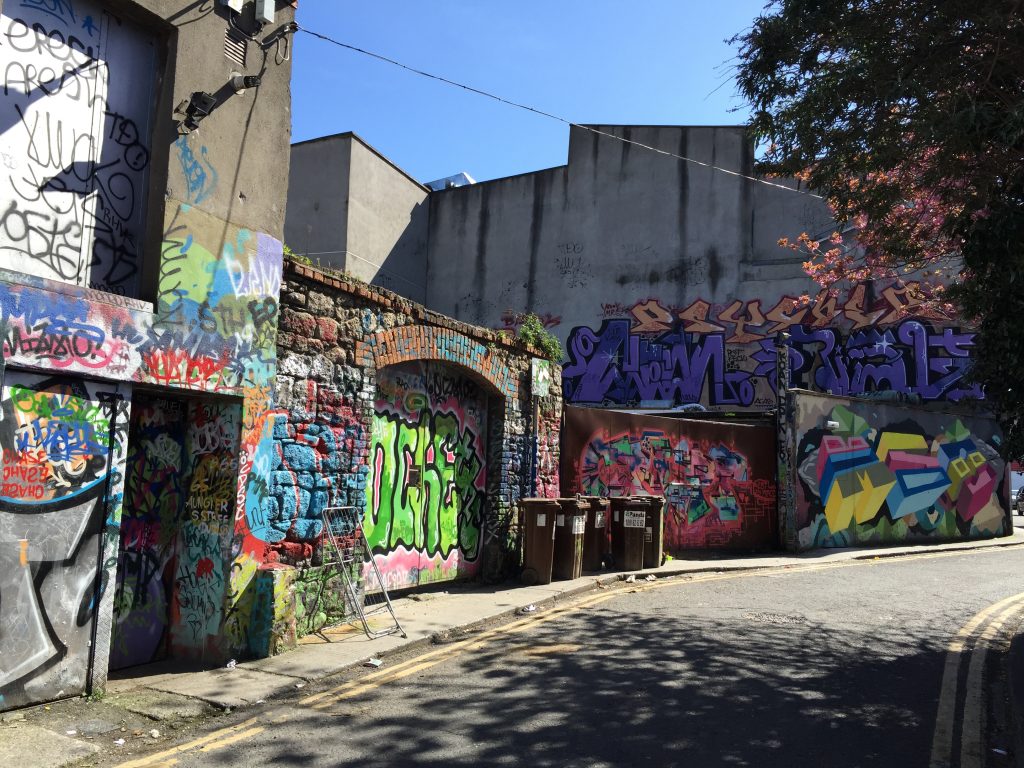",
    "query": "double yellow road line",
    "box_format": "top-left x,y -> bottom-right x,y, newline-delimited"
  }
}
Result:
930,590 -> 1024,768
